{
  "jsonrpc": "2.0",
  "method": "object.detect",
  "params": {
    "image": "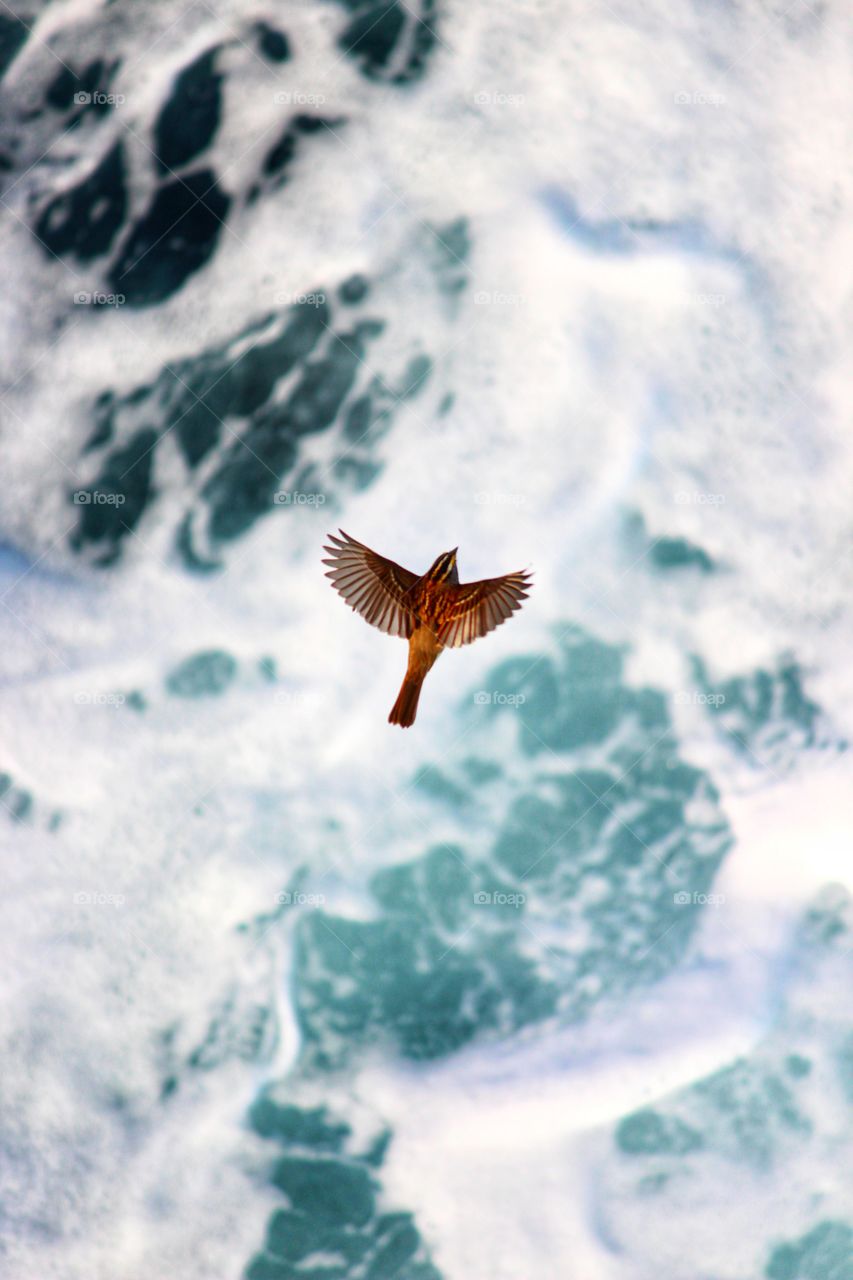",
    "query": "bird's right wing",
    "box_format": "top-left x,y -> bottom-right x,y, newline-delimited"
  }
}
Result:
436,570 -> 533,647
322,530 -> 418,639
